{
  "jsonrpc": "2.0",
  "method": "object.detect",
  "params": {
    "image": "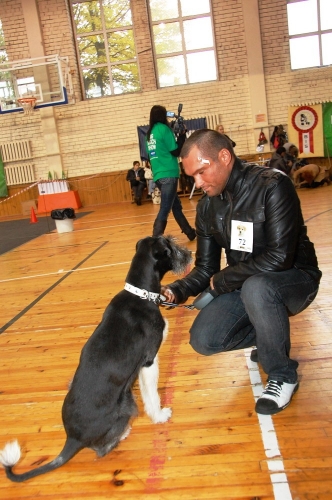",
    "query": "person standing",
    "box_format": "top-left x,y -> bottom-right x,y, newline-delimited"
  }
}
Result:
126,161 -> 146,205
215,124 -> 236,148
162,129 -> 321,415
146,105 -> 196,240
143,160 -> 155,198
